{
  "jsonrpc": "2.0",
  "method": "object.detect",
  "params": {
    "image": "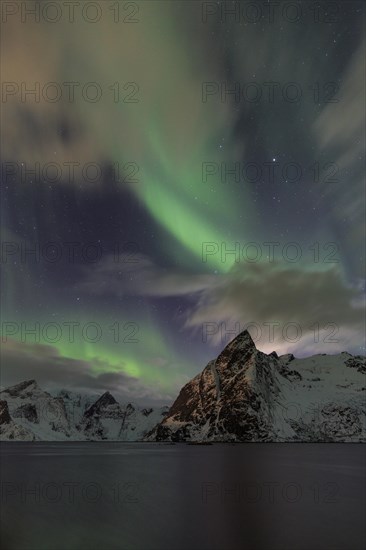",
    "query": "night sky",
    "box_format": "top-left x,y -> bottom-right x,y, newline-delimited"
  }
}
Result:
1,1 -> 365,404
